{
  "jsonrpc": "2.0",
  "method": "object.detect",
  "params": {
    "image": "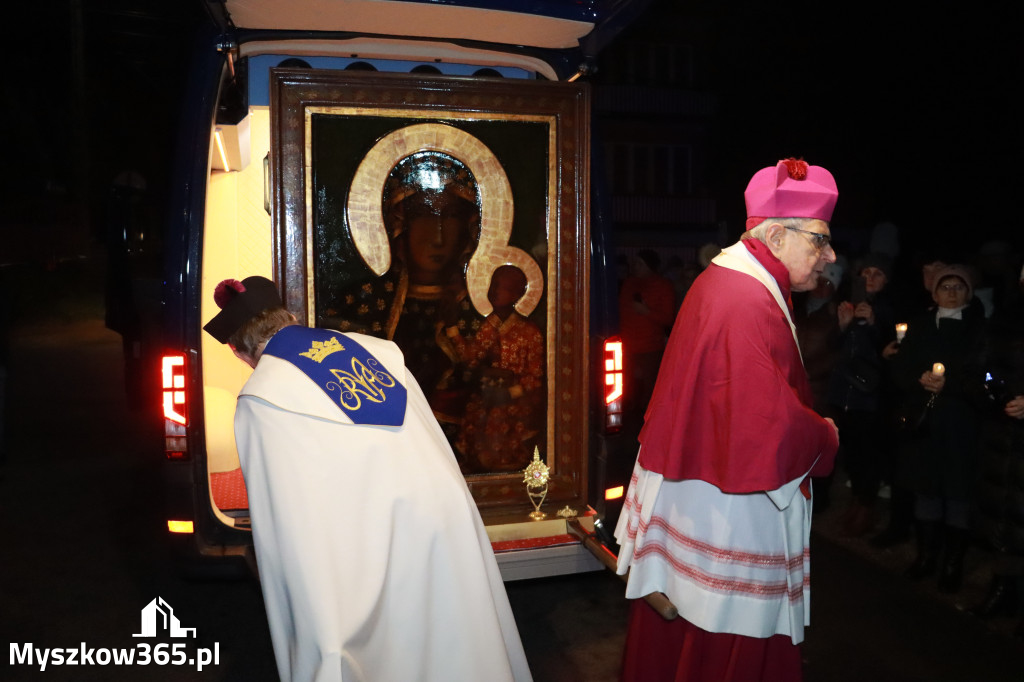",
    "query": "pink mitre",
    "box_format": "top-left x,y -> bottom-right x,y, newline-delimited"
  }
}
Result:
744,158 -> 838,230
